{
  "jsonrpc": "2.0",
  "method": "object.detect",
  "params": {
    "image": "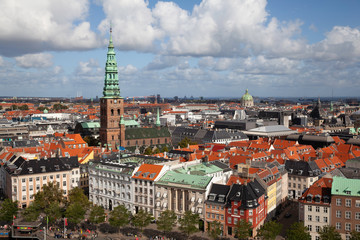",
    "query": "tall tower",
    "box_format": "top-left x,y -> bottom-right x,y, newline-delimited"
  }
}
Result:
99,27 -> 125,149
